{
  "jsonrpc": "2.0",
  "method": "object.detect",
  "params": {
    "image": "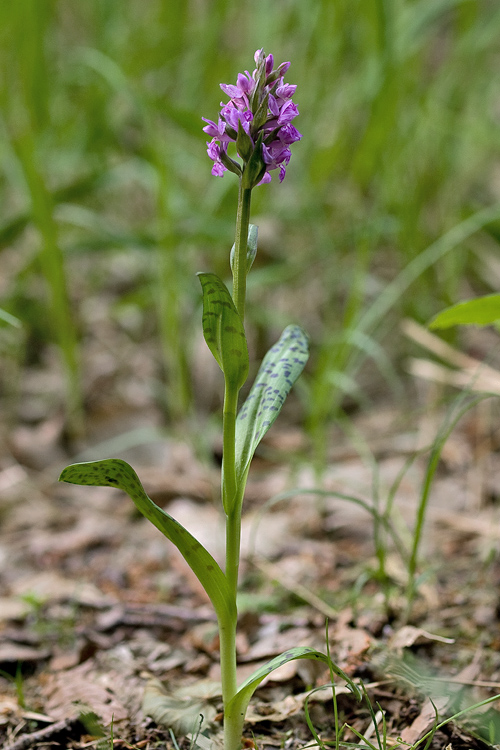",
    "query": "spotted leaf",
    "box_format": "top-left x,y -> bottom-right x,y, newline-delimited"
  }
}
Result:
198,272 -> 249,390
59,459 -> 234,625
235,325 -> 309,482
225,647 -> 361,731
